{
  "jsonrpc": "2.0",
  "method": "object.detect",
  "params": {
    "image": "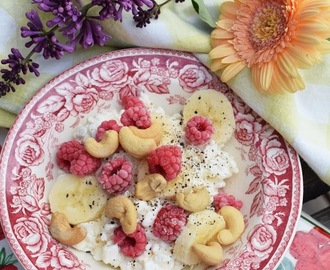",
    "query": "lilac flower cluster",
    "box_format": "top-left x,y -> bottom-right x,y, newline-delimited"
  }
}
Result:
0,0 -> 185,97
